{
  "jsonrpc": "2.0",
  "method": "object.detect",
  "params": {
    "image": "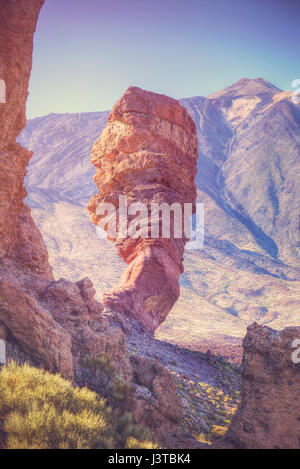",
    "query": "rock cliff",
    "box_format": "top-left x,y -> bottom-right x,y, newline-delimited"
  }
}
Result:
88,86 -> 198,332
0,0 -> 51,274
